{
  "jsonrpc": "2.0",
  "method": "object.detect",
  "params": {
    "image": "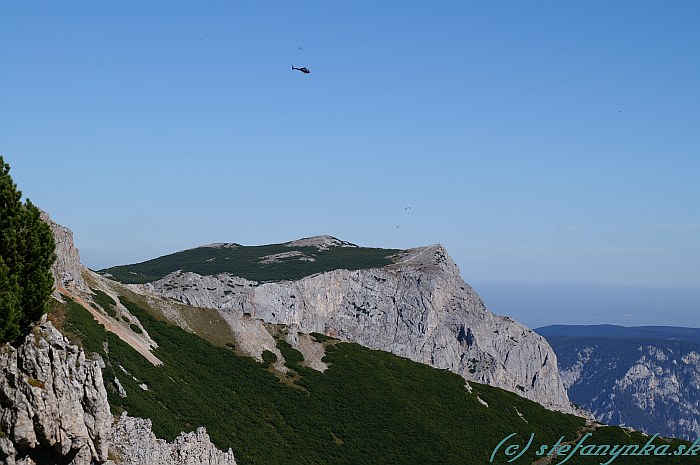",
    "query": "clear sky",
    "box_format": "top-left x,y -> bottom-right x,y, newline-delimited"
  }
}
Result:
2,1 -> 698,328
